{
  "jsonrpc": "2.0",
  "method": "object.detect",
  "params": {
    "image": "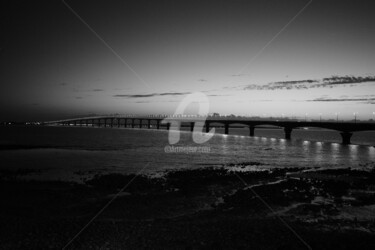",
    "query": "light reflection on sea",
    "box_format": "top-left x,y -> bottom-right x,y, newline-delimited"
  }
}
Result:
0,126 -> 374,181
